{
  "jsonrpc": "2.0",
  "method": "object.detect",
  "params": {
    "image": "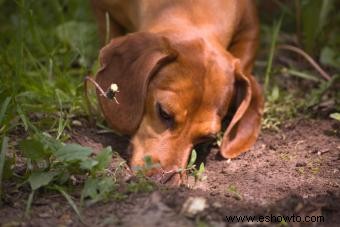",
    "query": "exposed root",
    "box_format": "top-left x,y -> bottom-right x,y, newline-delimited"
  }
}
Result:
278,44 -> 331,81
